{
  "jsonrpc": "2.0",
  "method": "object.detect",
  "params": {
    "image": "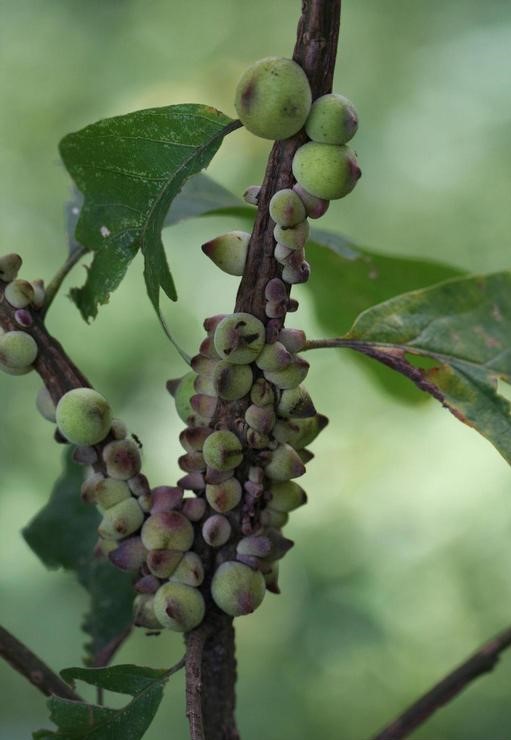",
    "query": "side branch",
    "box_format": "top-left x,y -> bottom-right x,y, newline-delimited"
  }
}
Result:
0,624 -> 81,702
372,625 -> 511,740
